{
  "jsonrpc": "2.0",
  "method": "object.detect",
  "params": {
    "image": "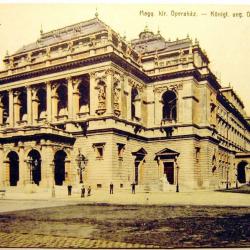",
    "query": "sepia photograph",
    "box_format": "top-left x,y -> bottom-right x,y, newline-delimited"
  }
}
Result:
0,1 -> 249,248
